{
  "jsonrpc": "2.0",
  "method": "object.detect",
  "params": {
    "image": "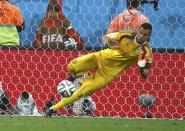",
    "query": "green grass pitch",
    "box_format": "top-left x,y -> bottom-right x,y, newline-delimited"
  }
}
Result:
0,116 -> 184,131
